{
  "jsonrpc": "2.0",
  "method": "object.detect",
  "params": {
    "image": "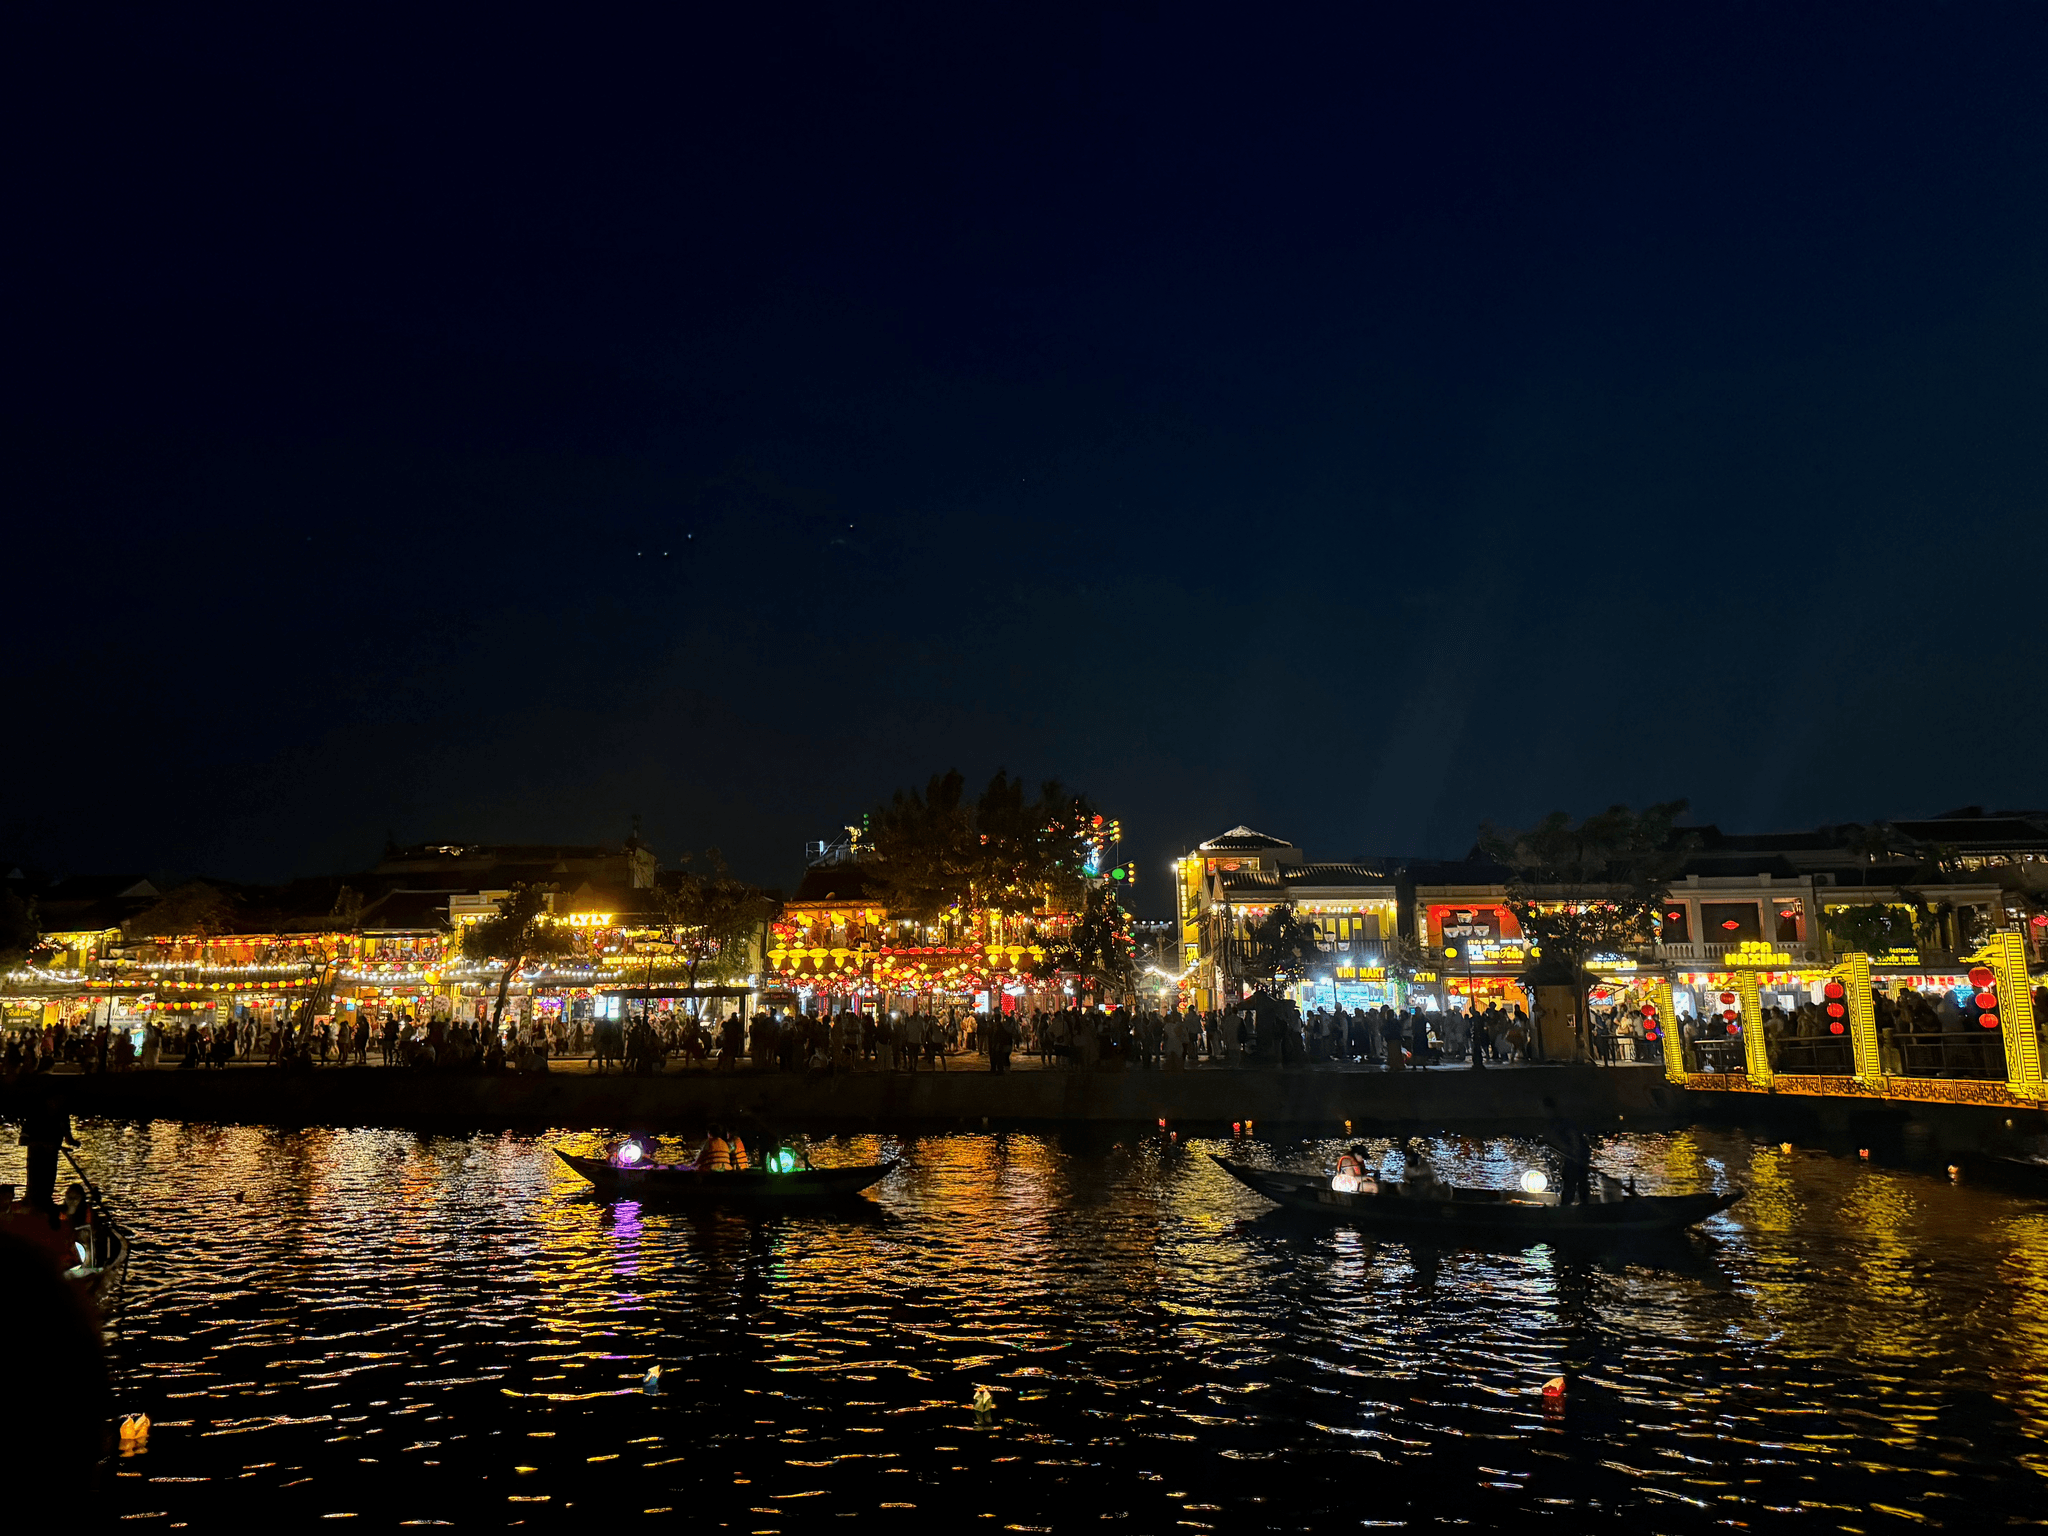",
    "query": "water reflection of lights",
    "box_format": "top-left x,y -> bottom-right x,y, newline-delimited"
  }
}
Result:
65,1122 -> 2048,1529
610,1198 -> 645,1285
